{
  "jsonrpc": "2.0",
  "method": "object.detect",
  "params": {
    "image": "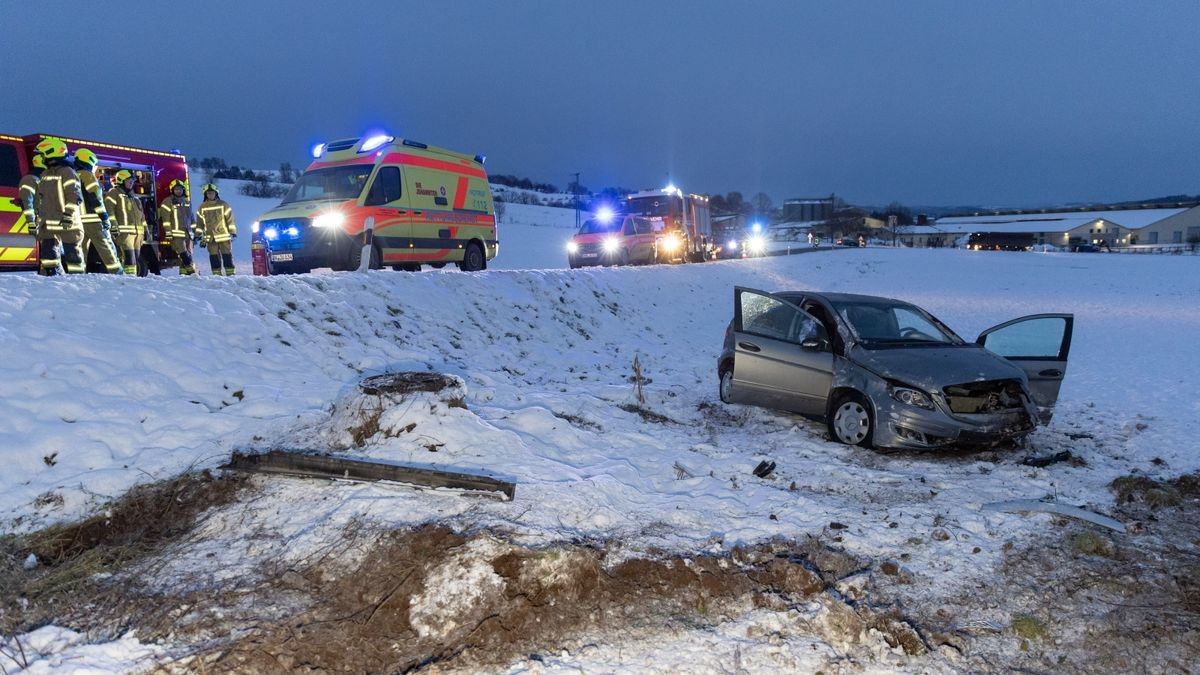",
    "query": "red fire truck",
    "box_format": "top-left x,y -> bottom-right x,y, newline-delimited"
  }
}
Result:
1,132 -> 189,273
623,187 -> 714,262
